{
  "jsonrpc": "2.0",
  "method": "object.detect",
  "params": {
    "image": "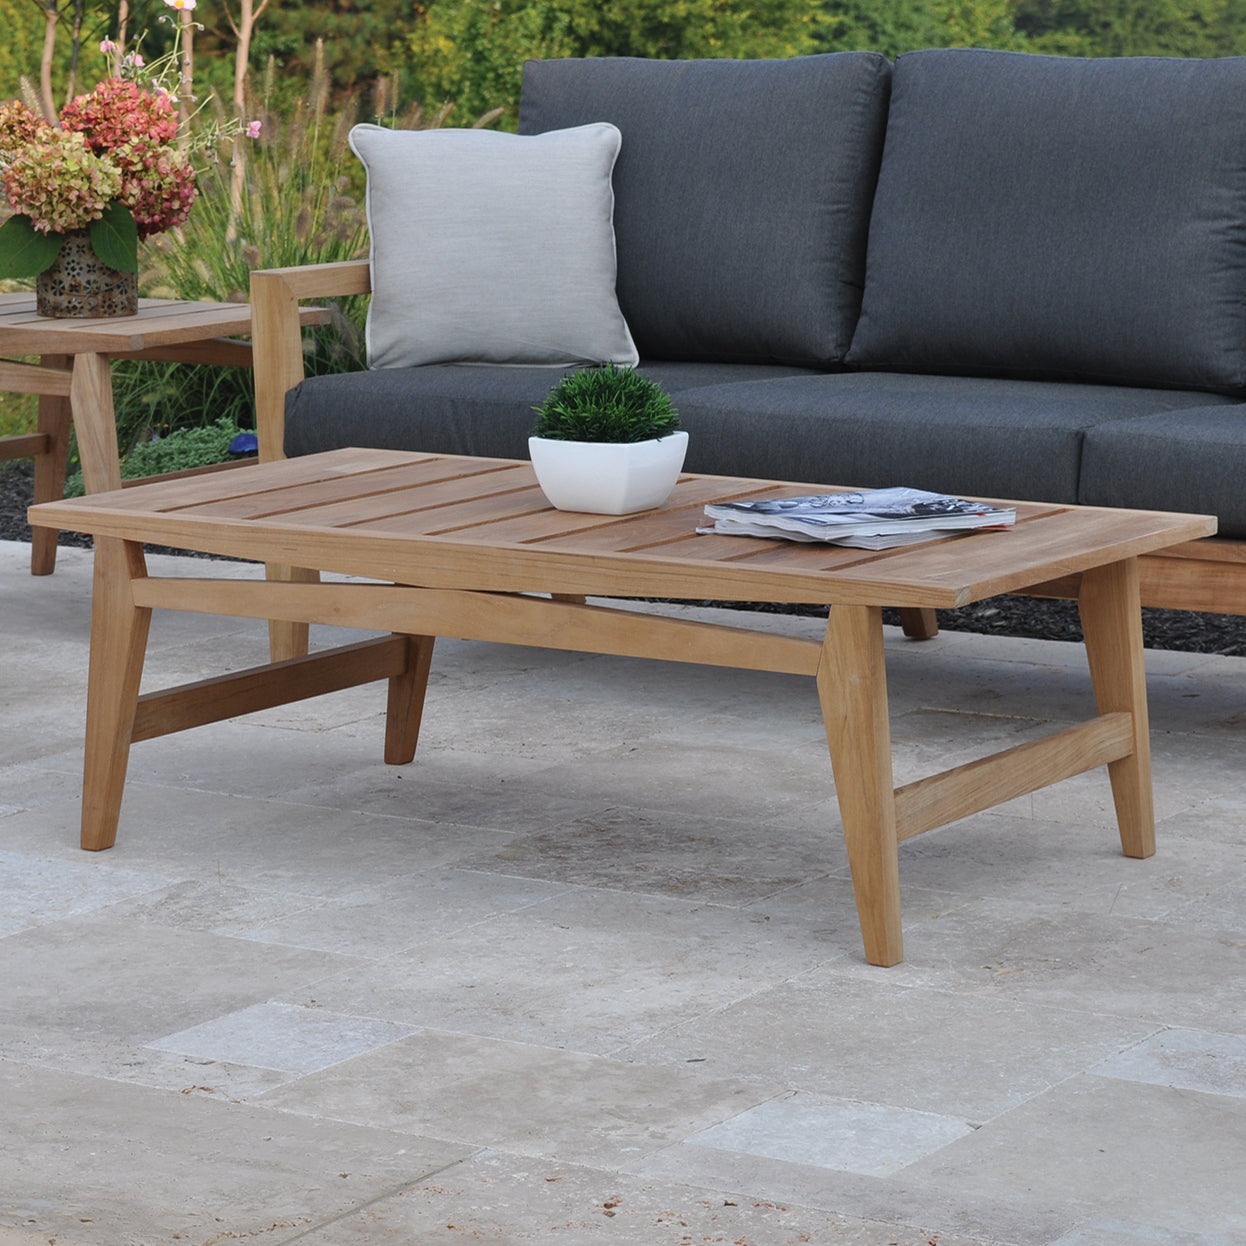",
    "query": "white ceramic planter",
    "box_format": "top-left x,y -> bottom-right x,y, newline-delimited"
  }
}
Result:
528,431 -> 689,514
